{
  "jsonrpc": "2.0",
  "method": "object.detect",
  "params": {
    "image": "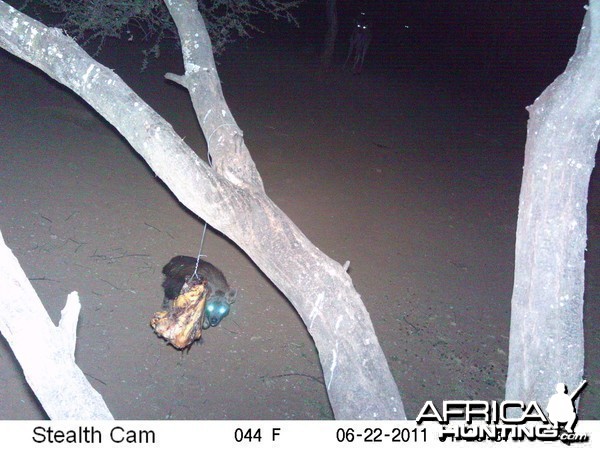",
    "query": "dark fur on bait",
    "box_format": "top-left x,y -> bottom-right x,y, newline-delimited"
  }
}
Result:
162,255 -> 237,328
